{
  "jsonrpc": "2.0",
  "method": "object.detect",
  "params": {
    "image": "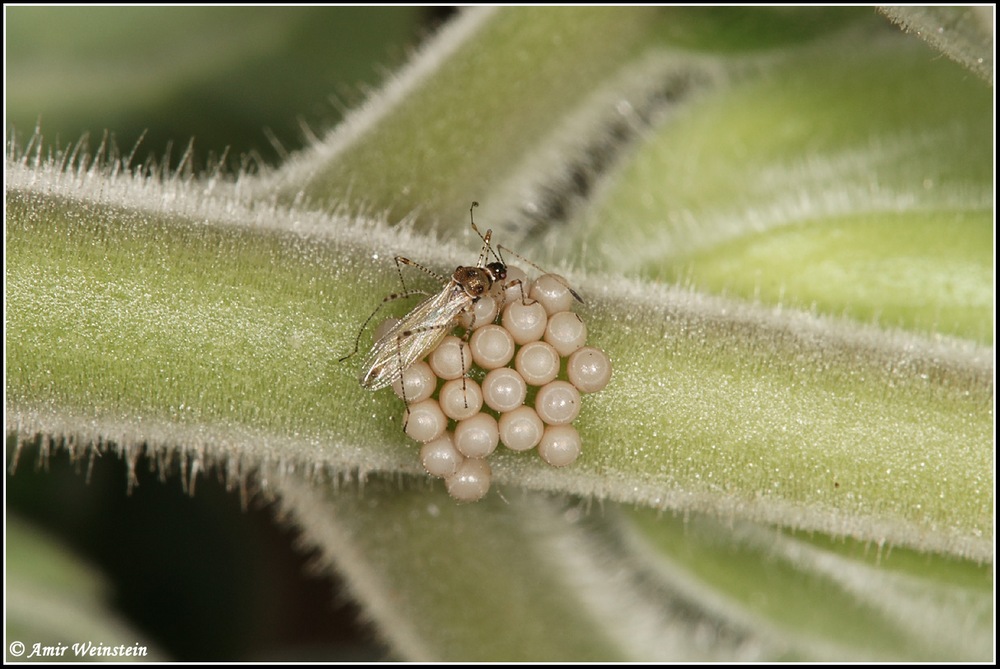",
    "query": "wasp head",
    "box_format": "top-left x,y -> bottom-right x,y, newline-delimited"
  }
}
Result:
486,261 -> 507,283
